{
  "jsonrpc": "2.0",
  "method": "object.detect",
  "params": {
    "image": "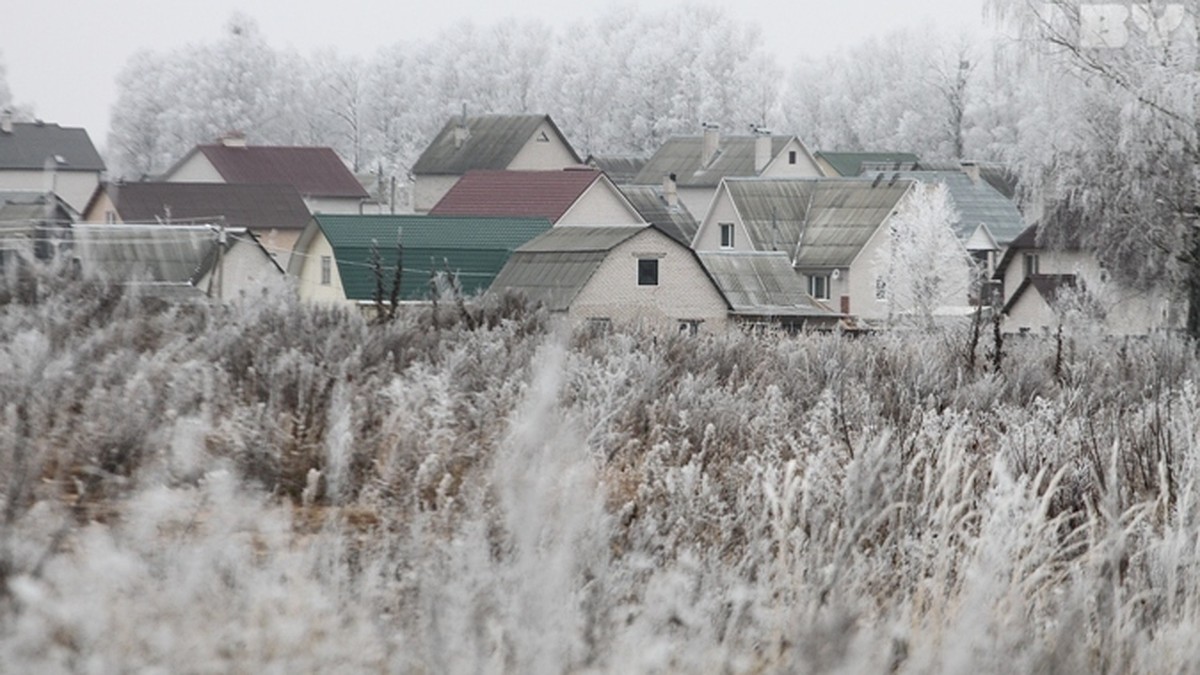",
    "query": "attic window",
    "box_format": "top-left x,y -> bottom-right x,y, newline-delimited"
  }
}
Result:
638,258 -> 659,286
320,256 -> 332,285
788,151 -> 798,165
1023,253 -> 1039,278
536,131 -> 550,142
720,223 -> 735,249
